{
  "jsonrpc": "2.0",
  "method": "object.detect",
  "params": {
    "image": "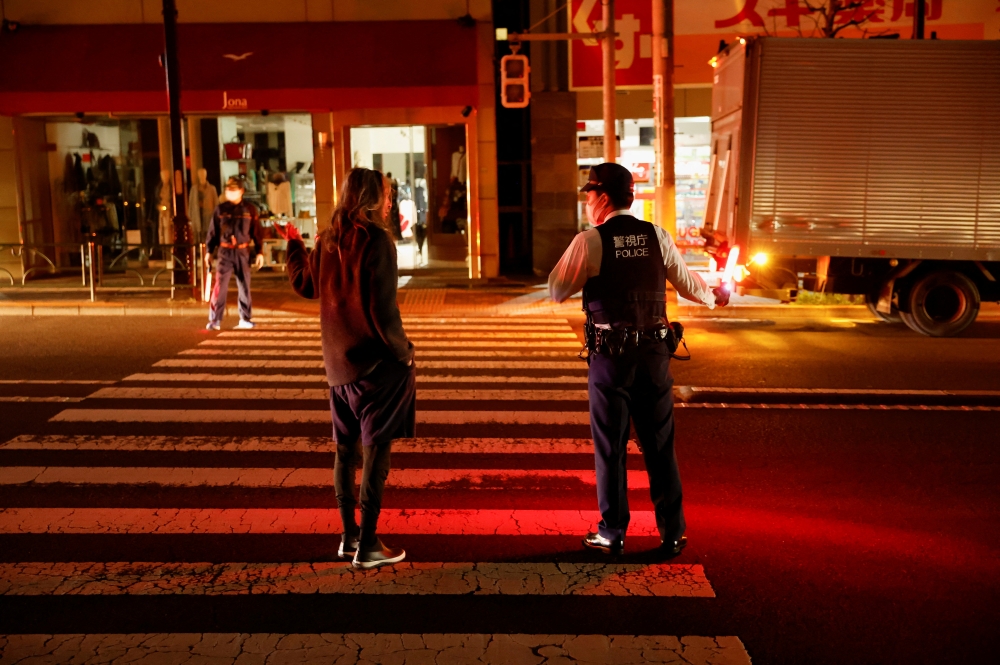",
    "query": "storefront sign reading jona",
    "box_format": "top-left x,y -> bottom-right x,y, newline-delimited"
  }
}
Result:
222,92 -> 248,110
